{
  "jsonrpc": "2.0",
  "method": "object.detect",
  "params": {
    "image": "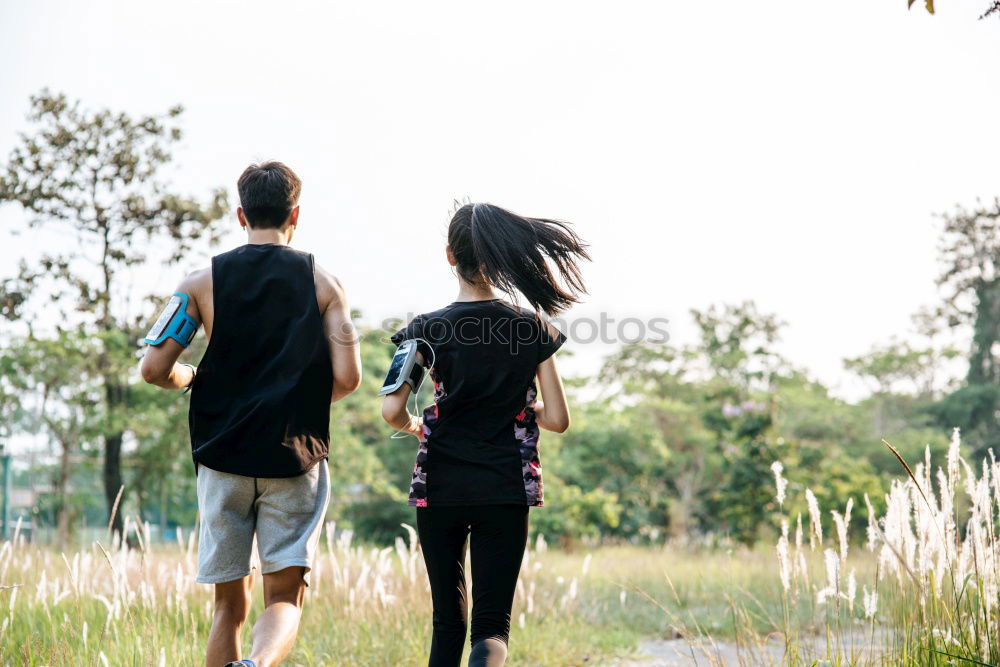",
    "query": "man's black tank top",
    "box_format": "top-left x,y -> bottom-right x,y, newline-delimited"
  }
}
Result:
189,244 -> 333,477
